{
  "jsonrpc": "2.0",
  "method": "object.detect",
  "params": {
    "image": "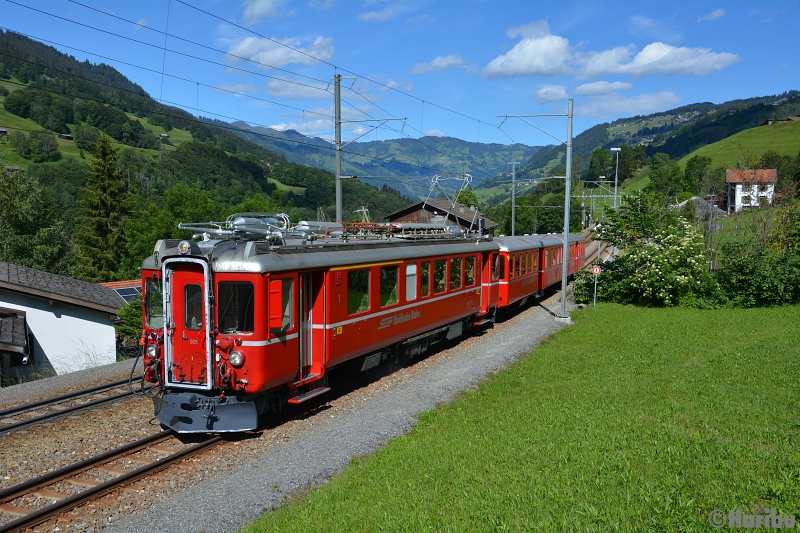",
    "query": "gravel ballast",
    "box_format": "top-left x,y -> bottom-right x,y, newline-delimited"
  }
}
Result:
104,293 -> 577,533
